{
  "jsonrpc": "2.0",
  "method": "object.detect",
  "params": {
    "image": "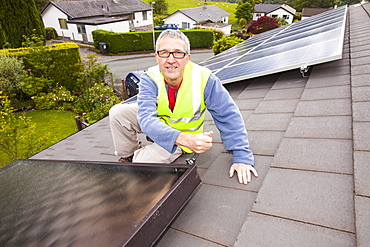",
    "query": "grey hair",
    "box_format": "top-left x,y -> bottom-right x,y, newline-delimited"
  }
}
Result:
155,29 -> 191,54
